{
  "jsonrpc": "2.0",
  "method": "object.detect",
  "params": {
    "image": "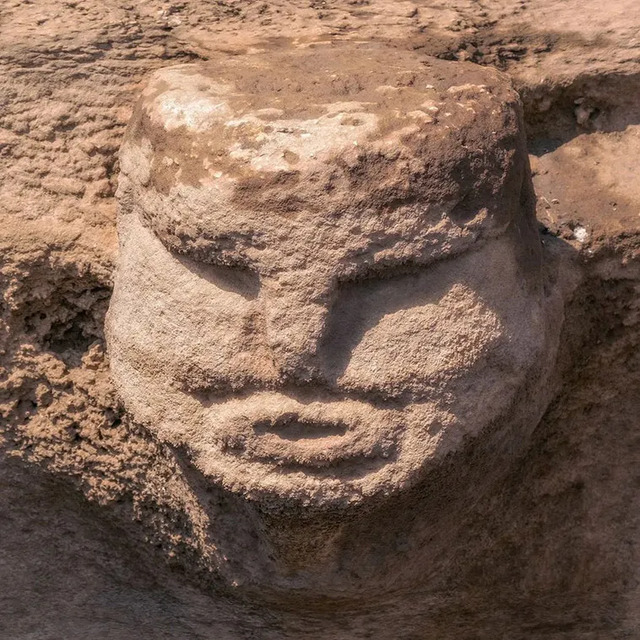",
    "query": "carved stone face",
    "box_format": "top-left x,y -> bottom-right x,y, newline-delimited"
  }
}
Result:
106,43 -> 564,509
